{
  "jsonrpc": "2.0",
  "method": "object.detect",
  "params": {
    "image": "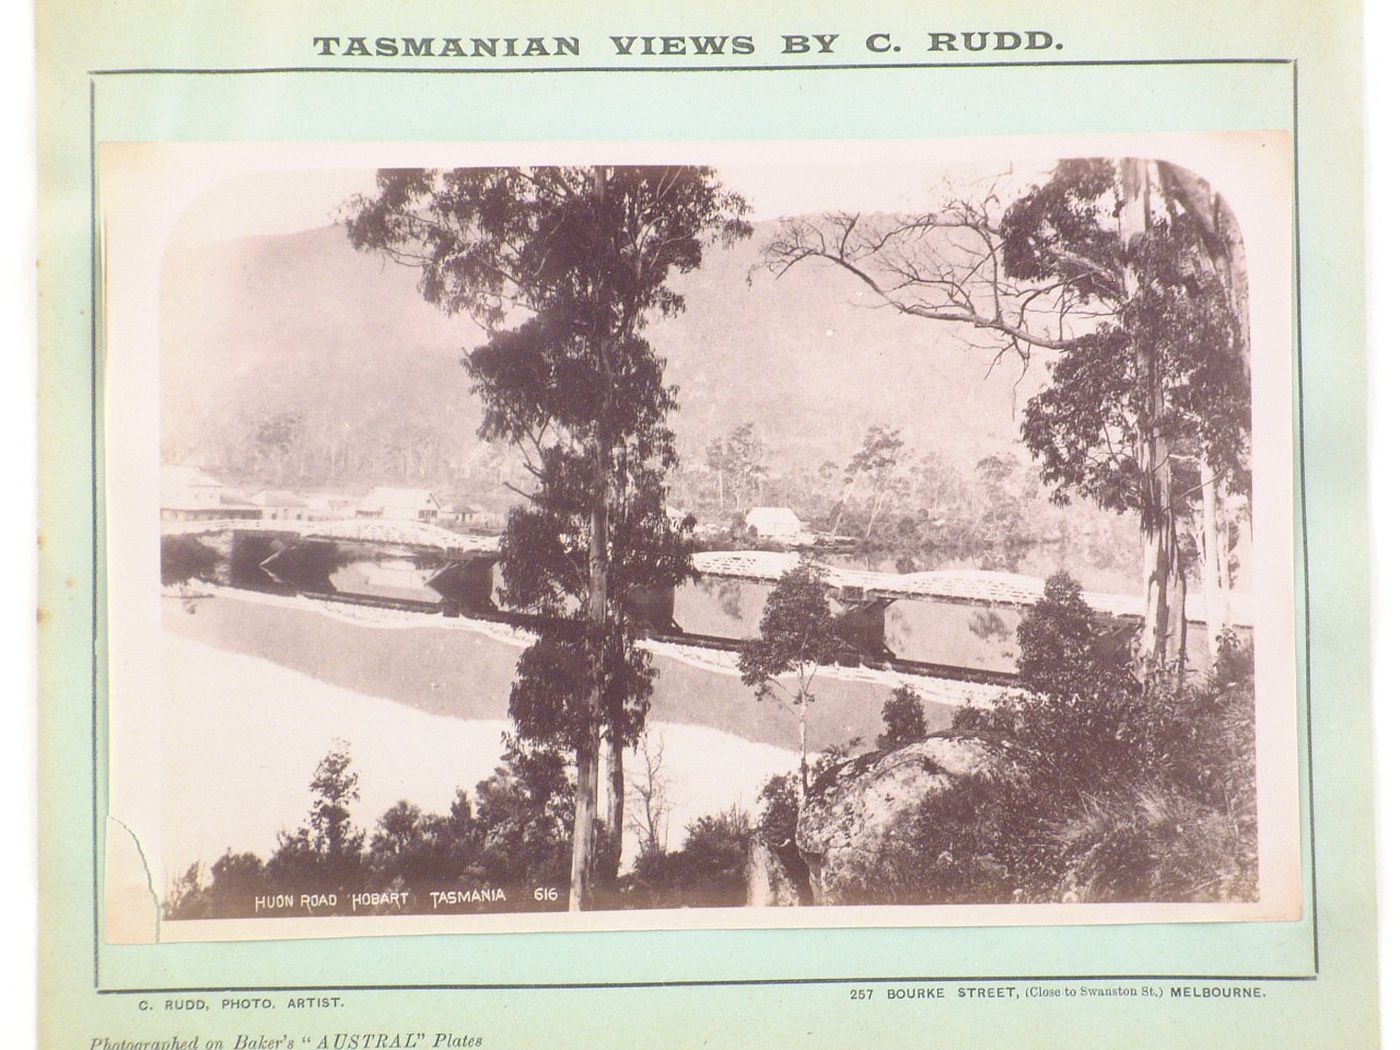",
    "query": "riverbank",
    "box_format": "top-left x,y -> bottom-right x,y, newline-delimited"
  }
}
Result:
162,590 -> 980,751
160,634 -> 800,877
